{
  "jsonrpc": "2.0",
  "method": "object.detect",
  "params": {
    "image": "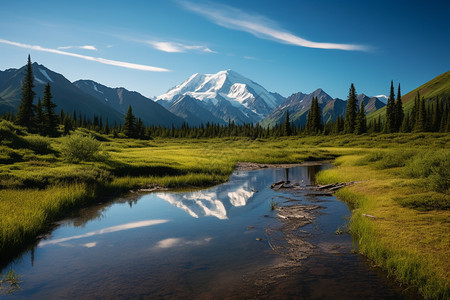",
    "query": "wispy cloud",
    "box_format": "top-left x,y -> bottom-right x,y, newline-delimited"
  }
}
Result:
0,38 -> 170,72
179,1 -> 368,51
39,219 -> 169,246
57,45 -> 98,51
147,40 -> 216,53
